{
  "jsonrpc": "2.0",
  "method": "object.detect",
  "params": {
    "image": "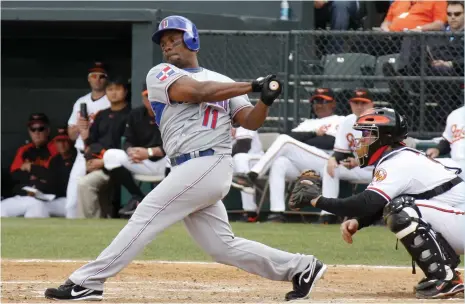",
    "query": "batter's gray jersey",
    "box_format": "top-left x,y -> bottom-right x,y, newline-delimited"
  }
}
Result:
146,64 -> 252,157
